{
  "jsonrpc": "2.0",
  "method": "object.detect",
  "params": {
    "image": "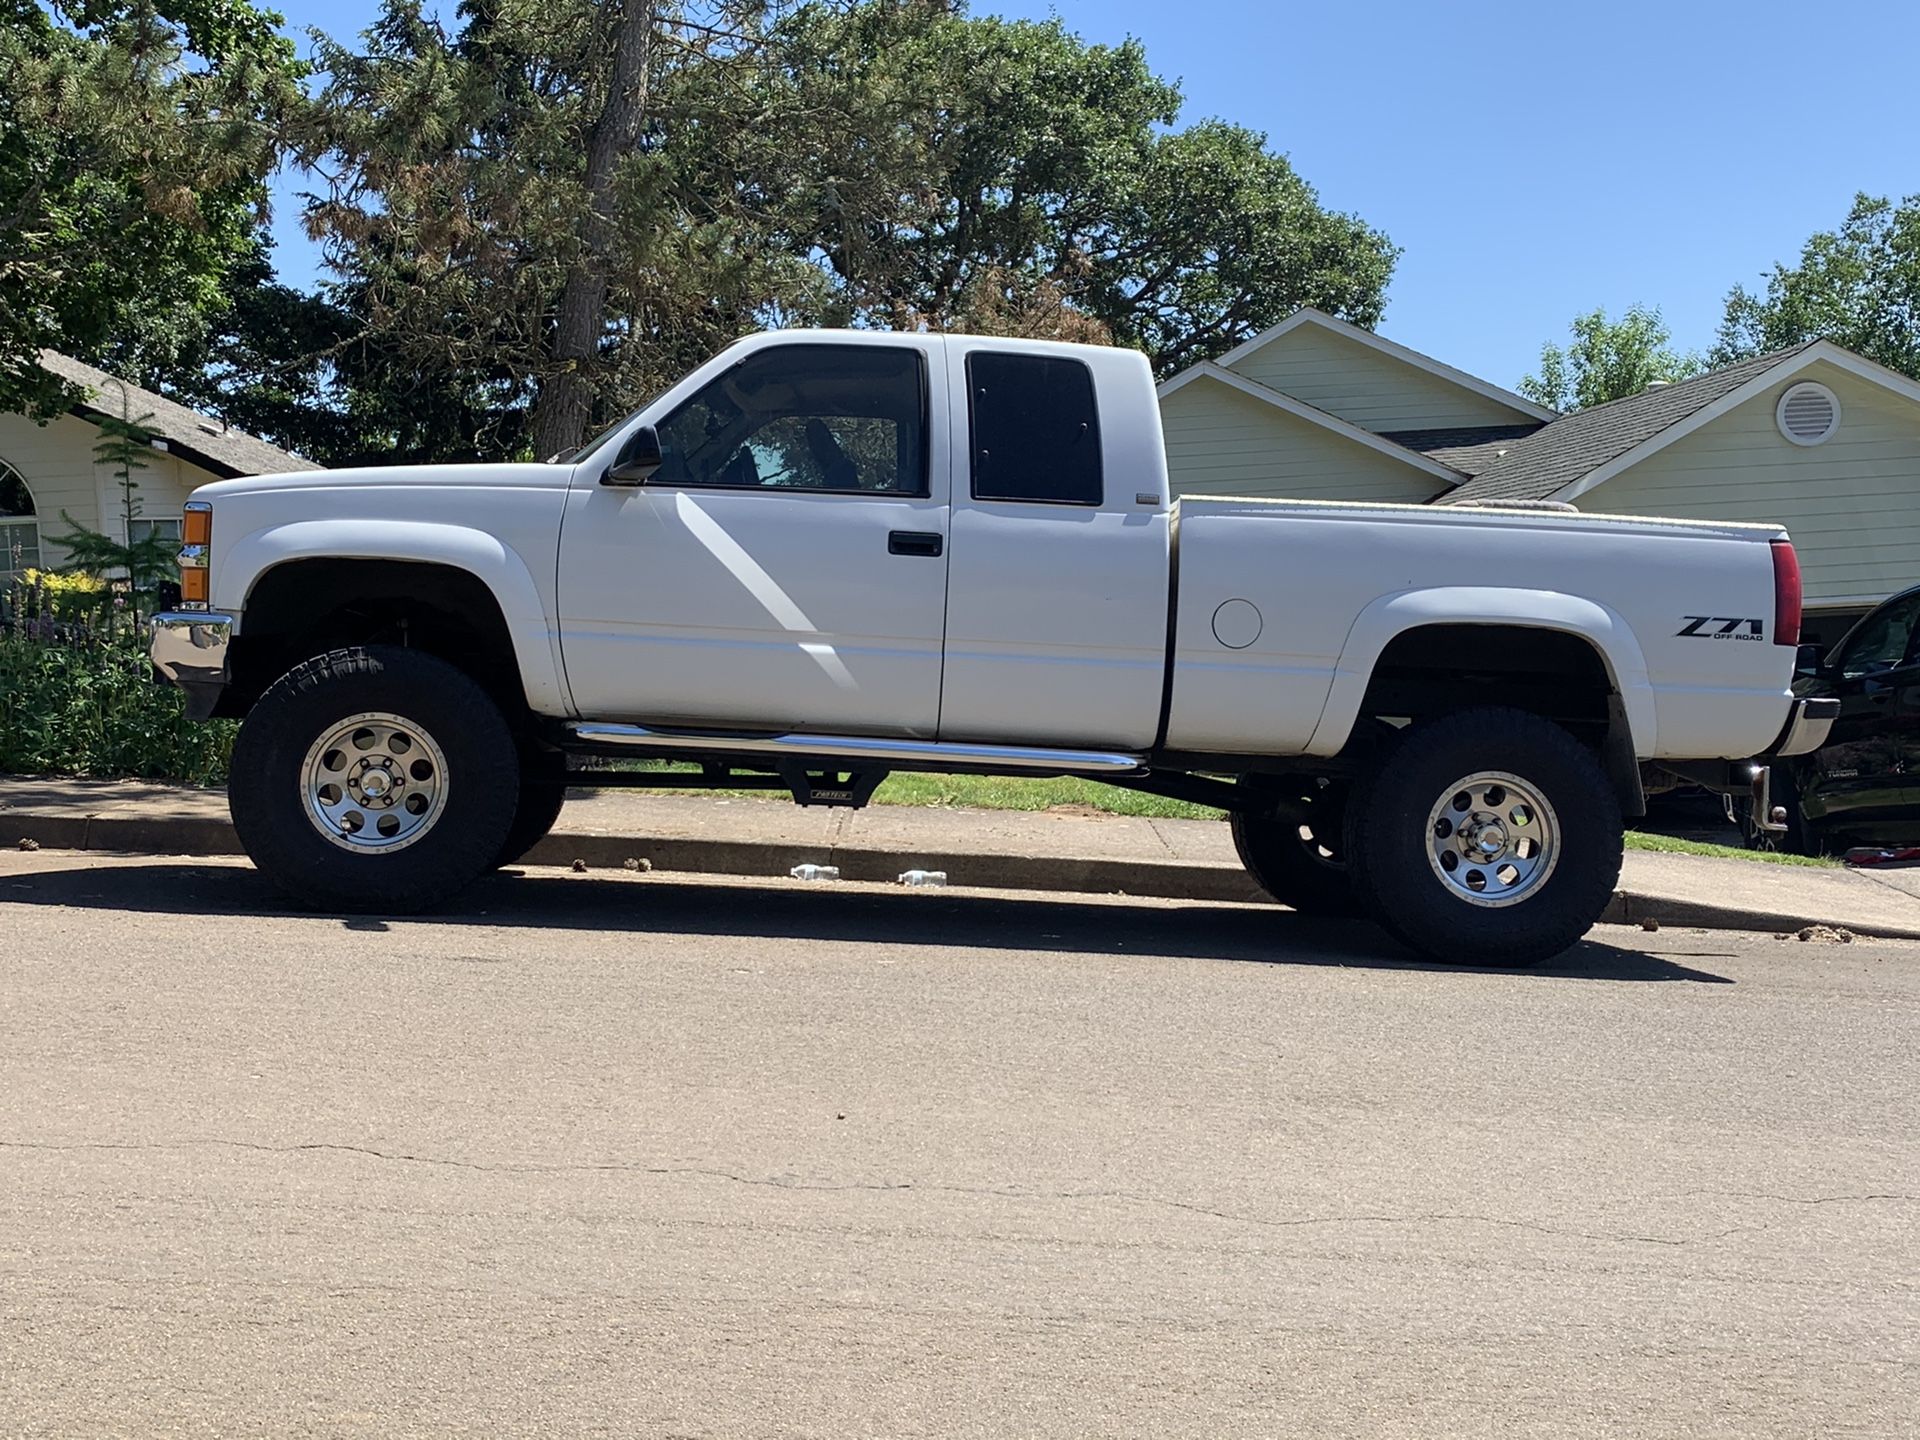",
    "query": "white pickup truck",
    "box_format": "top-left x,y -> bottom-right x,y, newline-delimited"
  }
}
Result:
151,330 -> 1836,964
